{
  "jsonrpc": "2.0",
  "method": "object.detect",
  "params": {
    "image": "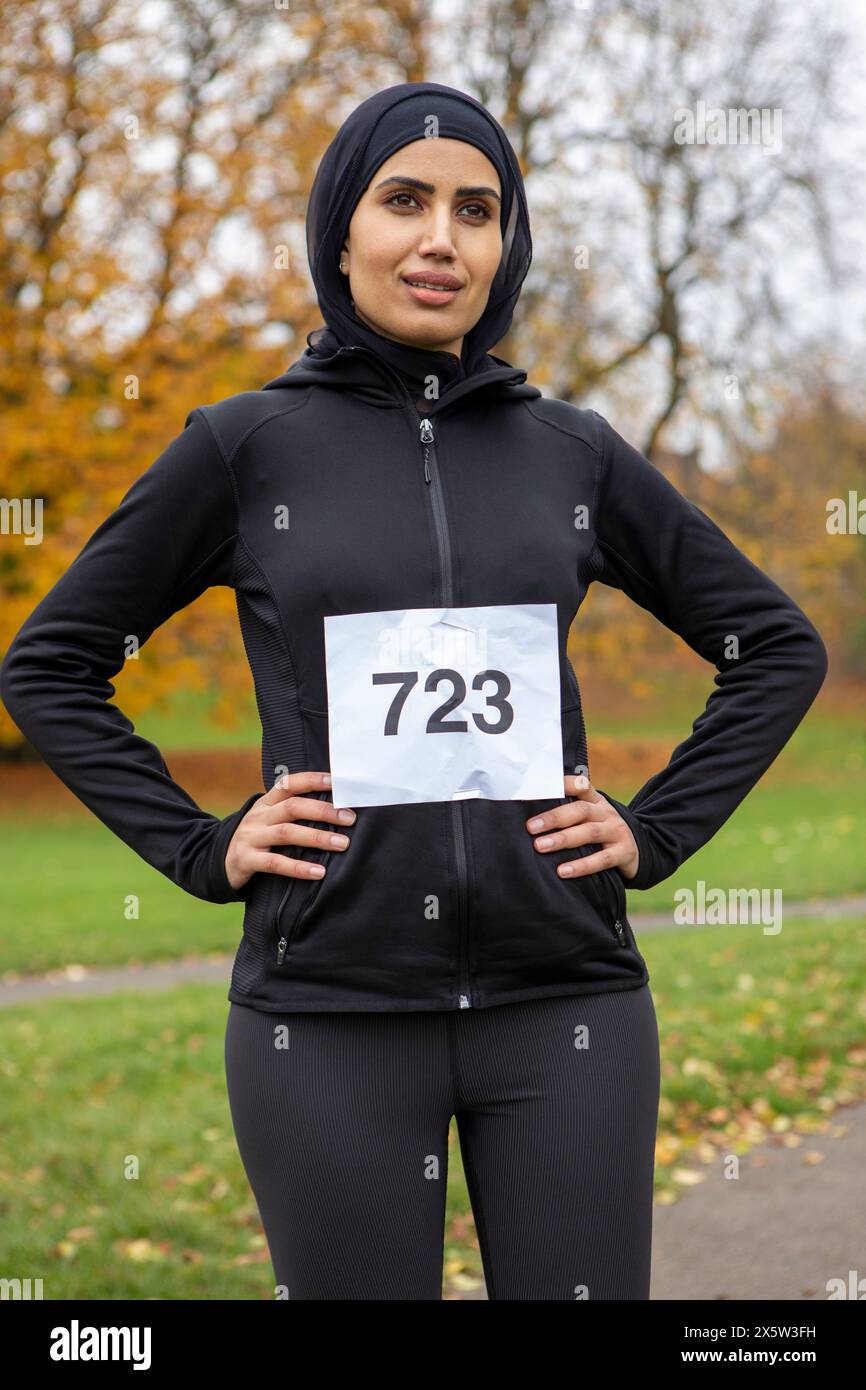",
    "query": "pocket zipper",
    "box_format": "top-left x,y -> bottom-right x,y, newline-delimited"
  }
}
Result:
560,748 -> 626,947
275,868 -> 326,964
585,866 -> 628,948
273,790 -> 332,966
